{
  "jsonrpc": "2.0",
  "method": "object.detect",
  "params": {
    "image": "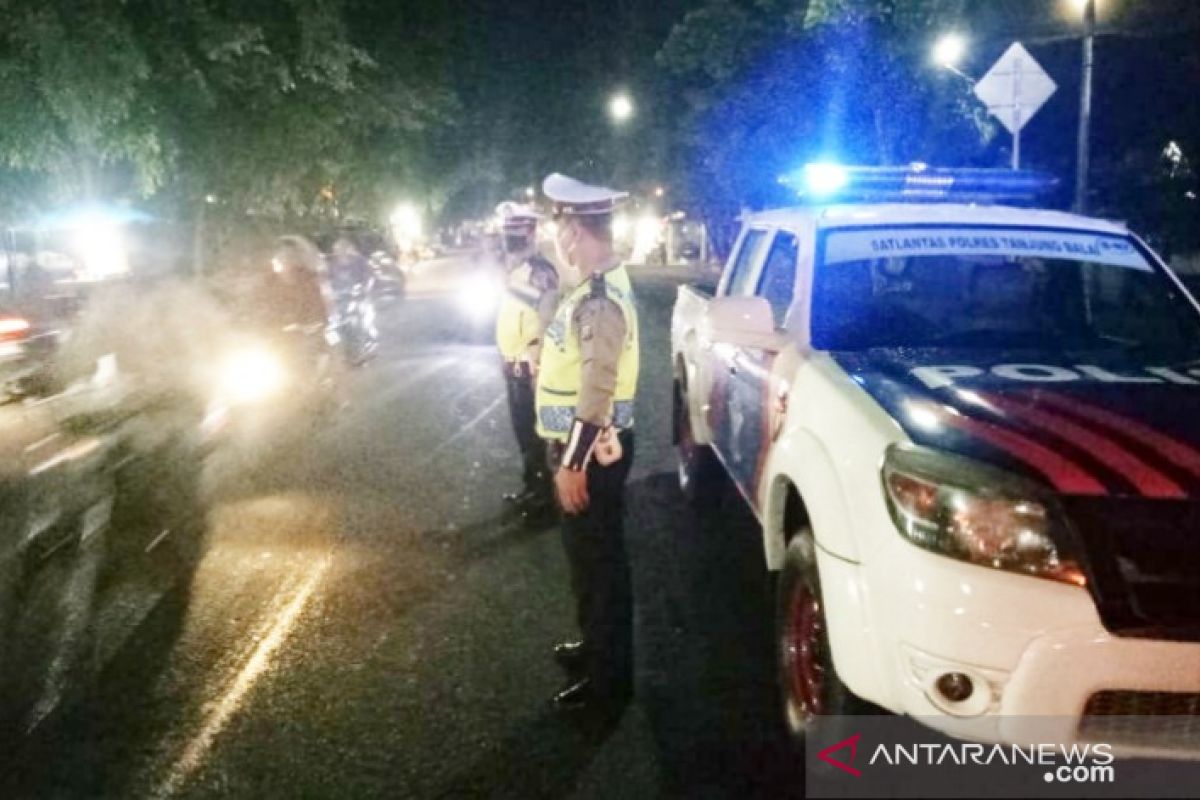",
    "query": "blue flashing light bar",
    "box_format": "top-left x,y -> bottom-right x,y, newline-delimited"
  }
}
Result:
783,163 -> 1059,205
